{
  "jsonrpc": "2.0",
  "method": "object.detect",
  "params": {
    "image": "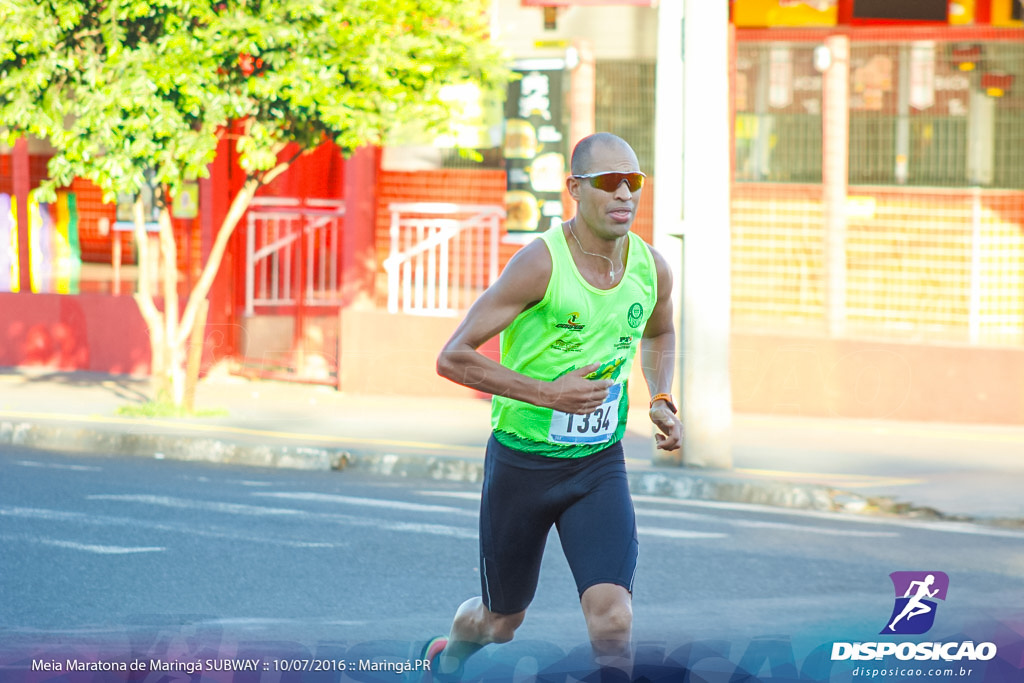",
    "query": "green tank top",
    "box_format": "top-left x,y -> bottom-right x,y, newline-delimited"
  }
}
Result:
491,225 -> 657,458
